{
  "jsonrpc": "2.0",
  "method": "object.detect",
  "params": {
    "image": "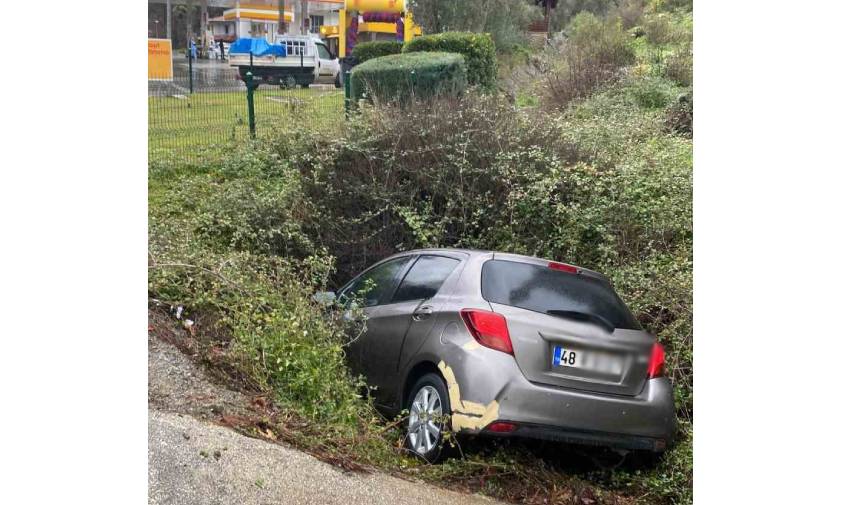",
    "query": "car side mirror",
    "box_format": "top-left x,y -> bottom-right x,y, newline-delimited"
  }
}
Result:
312,291 -> 336,306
